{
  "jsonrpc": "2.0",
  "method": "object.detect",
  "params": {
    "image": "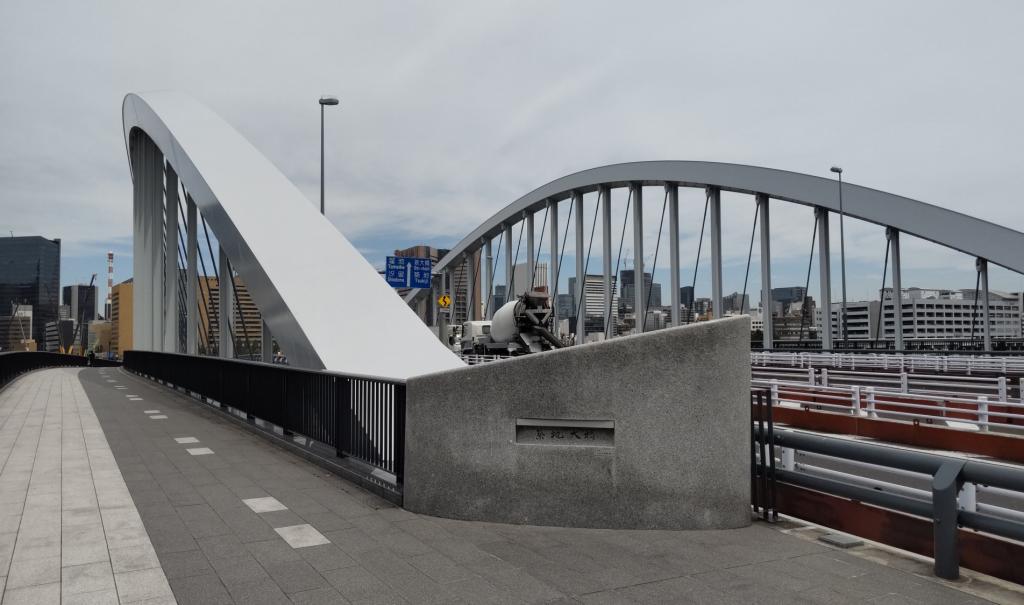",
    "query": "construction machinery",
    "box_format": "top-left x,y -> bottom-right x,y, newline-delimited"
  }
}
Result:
461,291 -> 563,356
